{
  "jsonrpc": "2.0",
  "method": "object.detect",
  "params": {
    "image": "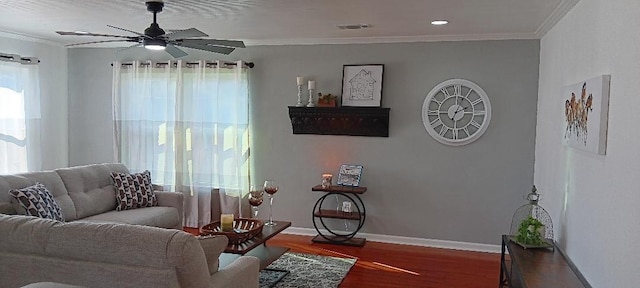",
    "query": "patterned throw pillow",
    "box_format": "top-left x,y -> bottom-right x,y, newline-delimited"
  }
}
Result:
8,182 -> 65,221
111,170 -> 158,211
111,172 -> 139,210
135,170 -> 157,207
